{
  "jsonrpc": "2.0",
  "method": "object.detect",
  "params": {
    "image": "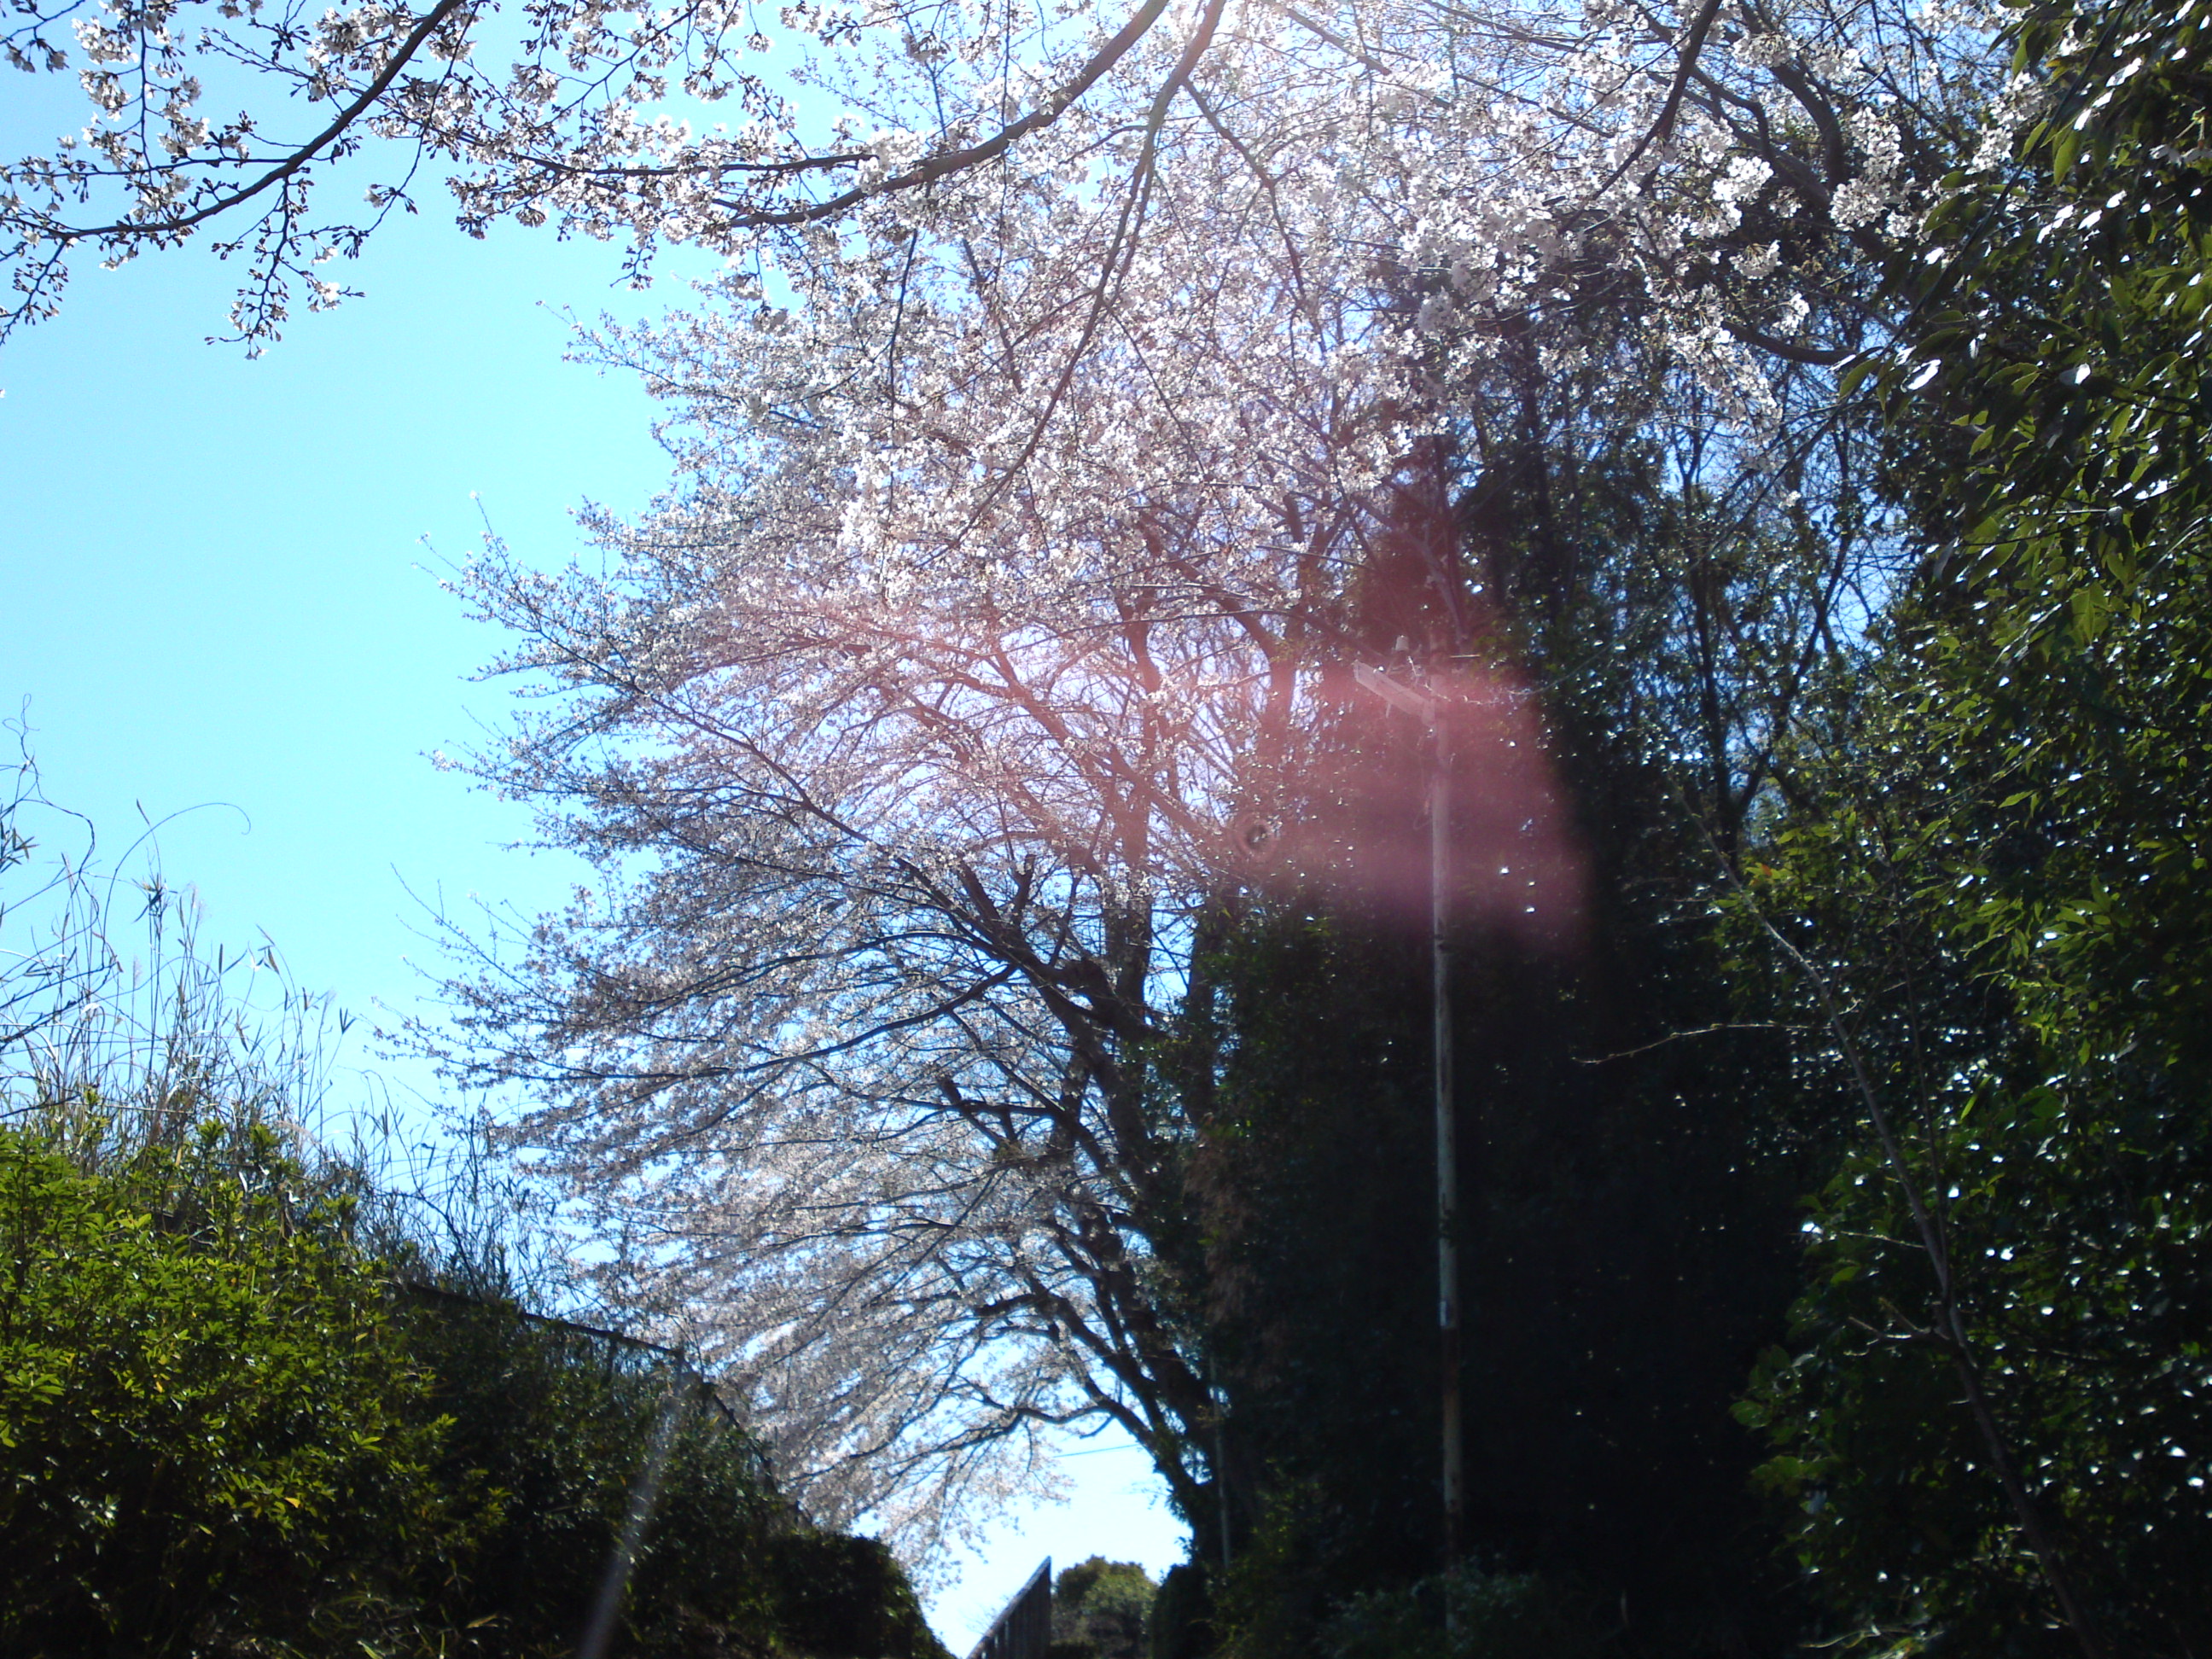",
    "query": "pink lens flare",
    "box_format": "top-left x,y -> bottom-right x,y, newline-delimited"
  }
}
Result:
1254,659 -> 1588,953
